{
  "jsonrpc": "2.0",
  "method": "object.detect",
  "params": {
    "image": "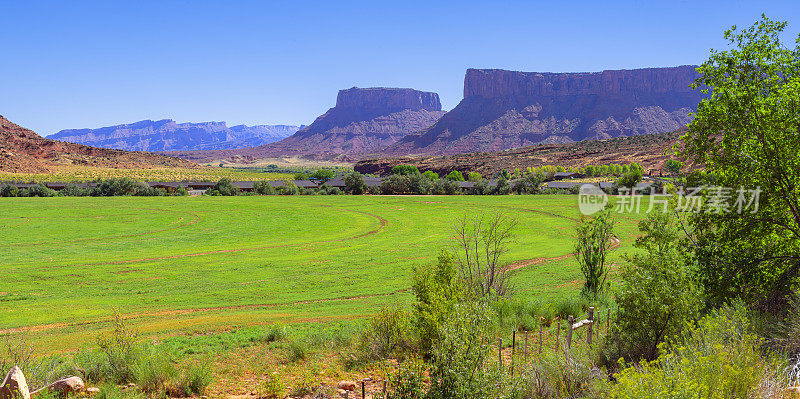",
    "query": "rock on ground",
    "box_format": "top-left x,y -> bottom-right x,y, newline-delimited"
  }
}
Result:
0,366 -> 30,399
